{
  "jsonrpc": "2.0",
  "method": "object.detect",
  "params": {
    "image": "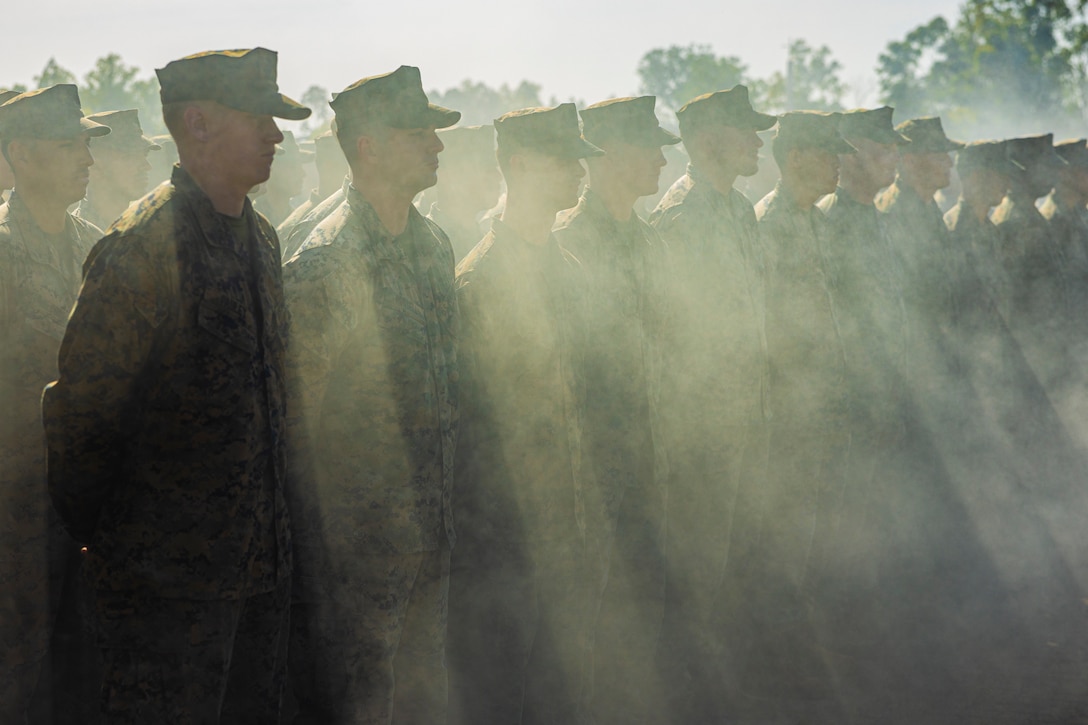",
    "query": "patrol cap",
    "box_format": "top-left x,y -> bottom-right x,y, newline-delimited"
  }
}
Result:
1055,138 -> 1088,169
579,96 -> 680,148
896,117 -> 964,154
86,109 -> 161,151
156,47 -> 311,121
278,129 -> 313,160
0,89 -> 20,106
1006,133 -> 1067,169
956,140 -> 1022,174
495,103 -> 604,159
677,85 -> 777,136
839,107 -> 909,145
331,66 -> 459,130
774,110 -> 856,155
0,84 -> 110,141
438,124 -> 495,159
